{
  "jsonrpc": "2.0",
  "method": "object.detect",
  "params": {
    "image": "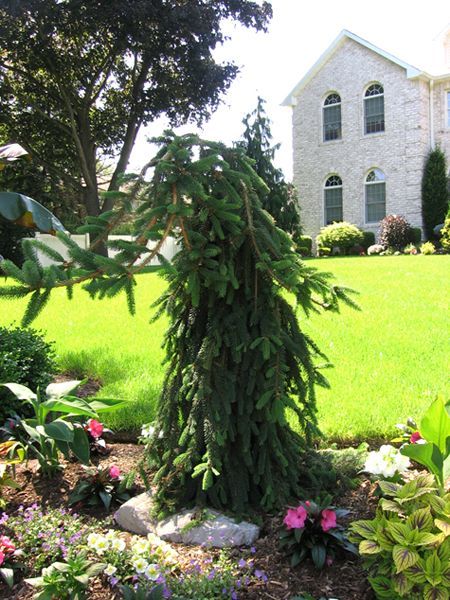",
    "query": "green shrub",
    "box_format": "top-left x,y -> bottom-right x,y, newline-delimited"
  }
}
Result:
403,243 -> 418,255
420,241 -> 436,255
408,227 -> 422,245
295,234 -> 312,256
362,231 -> 376,250
349,474 -> 450,600
379,215 -> 411,250
421,146 -> 449,240
440,215 -> 450,251
316,222 -> 364,252
0,326 -> 56,421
